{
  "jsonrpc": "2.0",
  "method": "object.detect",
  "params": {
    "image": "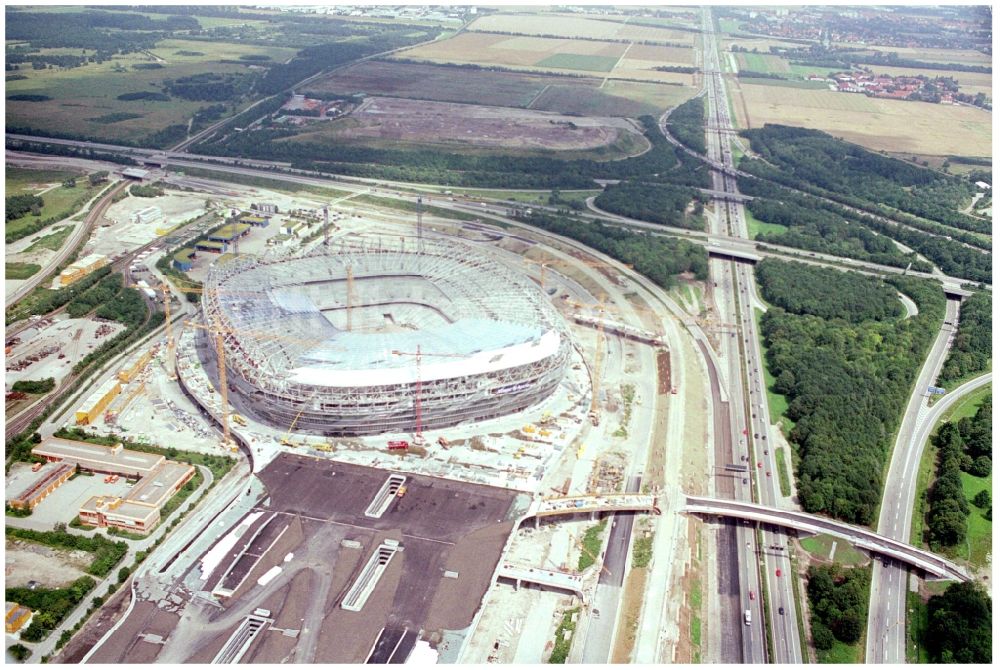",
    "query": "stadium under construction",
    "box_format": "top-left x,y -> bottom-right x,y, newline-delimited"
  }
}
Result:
197,234 -> 572,437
